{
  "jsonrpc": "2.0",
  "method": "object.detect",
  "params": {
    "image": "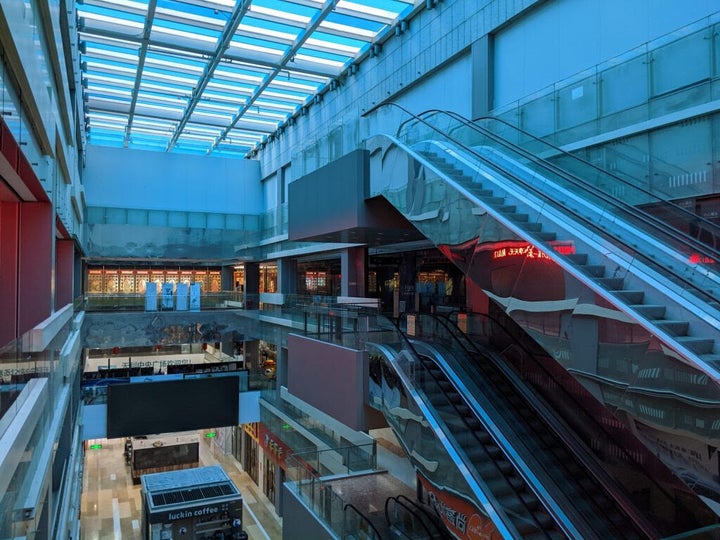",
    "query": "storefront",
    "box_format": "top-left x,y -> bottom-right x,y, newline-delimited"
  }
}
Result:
86,265 -> 222,294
